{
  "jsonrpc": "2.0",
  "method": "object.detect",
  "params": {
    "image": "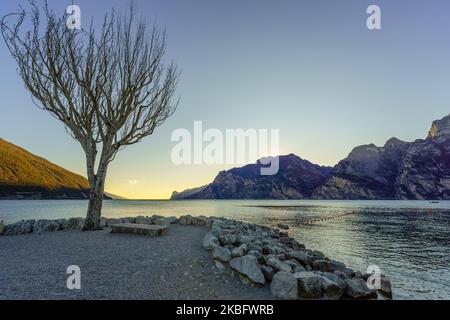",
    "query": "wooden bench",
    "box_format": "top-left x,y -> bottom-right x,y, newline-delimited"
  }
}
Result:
110,223 -> 168,236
